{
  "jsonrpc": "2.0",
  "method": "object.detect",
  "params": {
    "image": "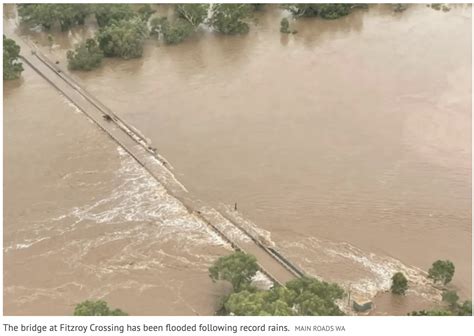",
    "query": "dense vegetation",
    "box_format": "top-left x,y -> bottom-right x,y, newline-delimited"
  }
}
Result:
17,3 -> 371,72
176,4 -> 209,28
409,296 -> 472,316
282,4 -> 354,19
151,17 -> 194,45
73,300 -> 127,316
209,251 -> 345,316
3,35 -> 23,80
18,4 -> 91,31
66,39 -> 103,71
208,4 -> 253,35
92,4 -> 136,28
96,18 -> 148,59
